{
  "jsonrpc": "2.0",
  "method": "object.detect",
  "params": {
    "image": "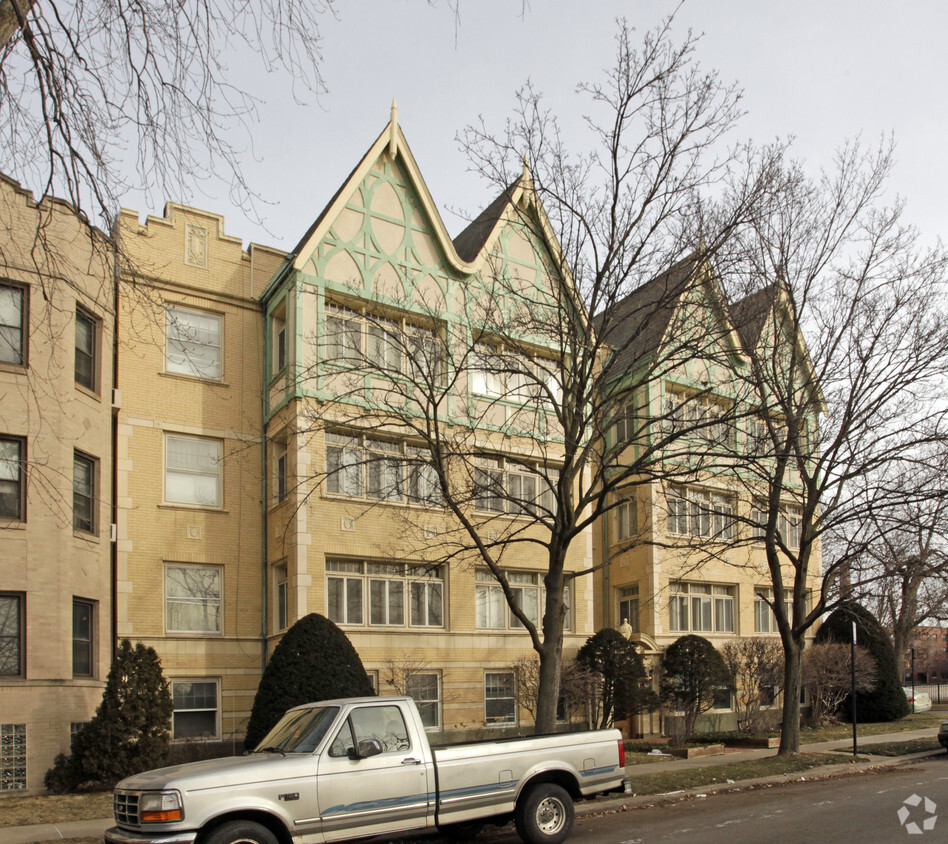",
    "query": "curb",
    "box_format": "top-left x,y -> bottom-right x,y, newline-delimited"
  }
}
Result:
575,749 -> 944,818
